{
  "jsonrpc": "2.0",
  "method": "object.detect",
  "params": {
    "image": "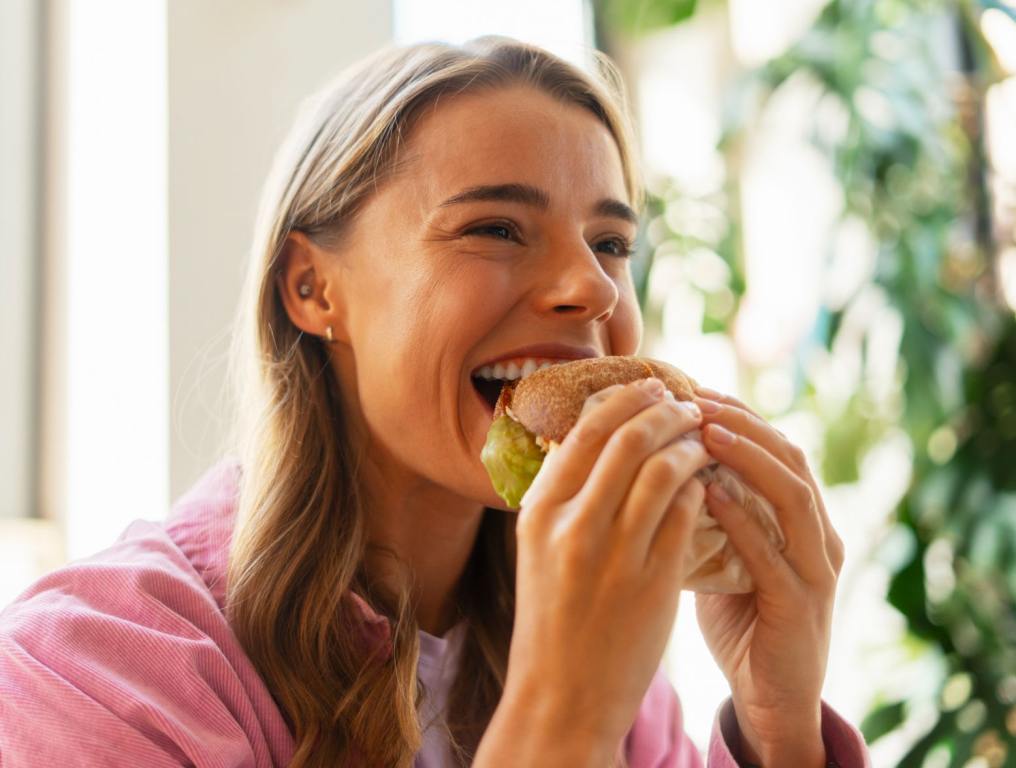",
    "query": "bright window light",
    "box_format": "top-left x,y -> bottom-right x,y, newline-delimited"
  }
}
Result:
394,0 -> 593,69
64,0 -> 168,559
